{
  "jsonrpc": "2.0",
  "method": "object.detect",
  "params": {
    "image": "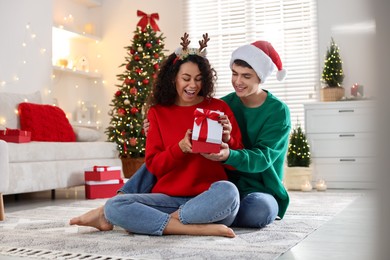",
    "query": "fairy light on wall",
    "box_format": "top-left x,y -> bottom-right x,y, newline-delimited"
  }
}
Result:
0,23 -> 48,88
